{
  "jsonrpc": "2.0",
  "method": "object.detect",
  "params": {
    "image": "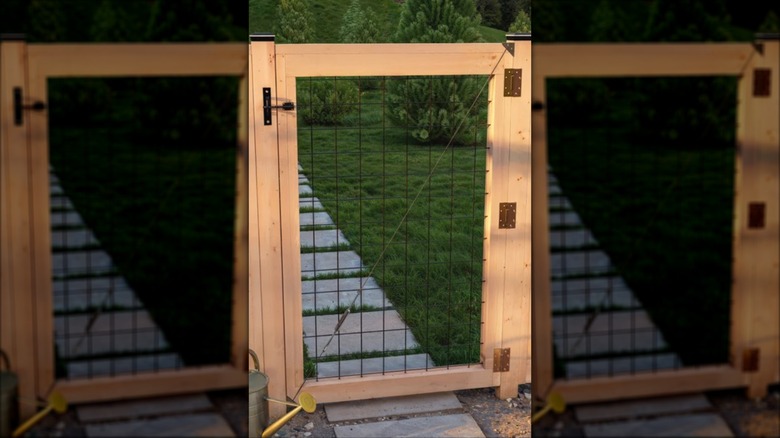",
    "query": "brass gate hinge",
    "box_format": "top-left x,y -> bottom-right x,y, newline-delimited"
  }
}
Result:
503,69 -> 522,97
743,348 -> 760,372
493,348 -> 510,372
